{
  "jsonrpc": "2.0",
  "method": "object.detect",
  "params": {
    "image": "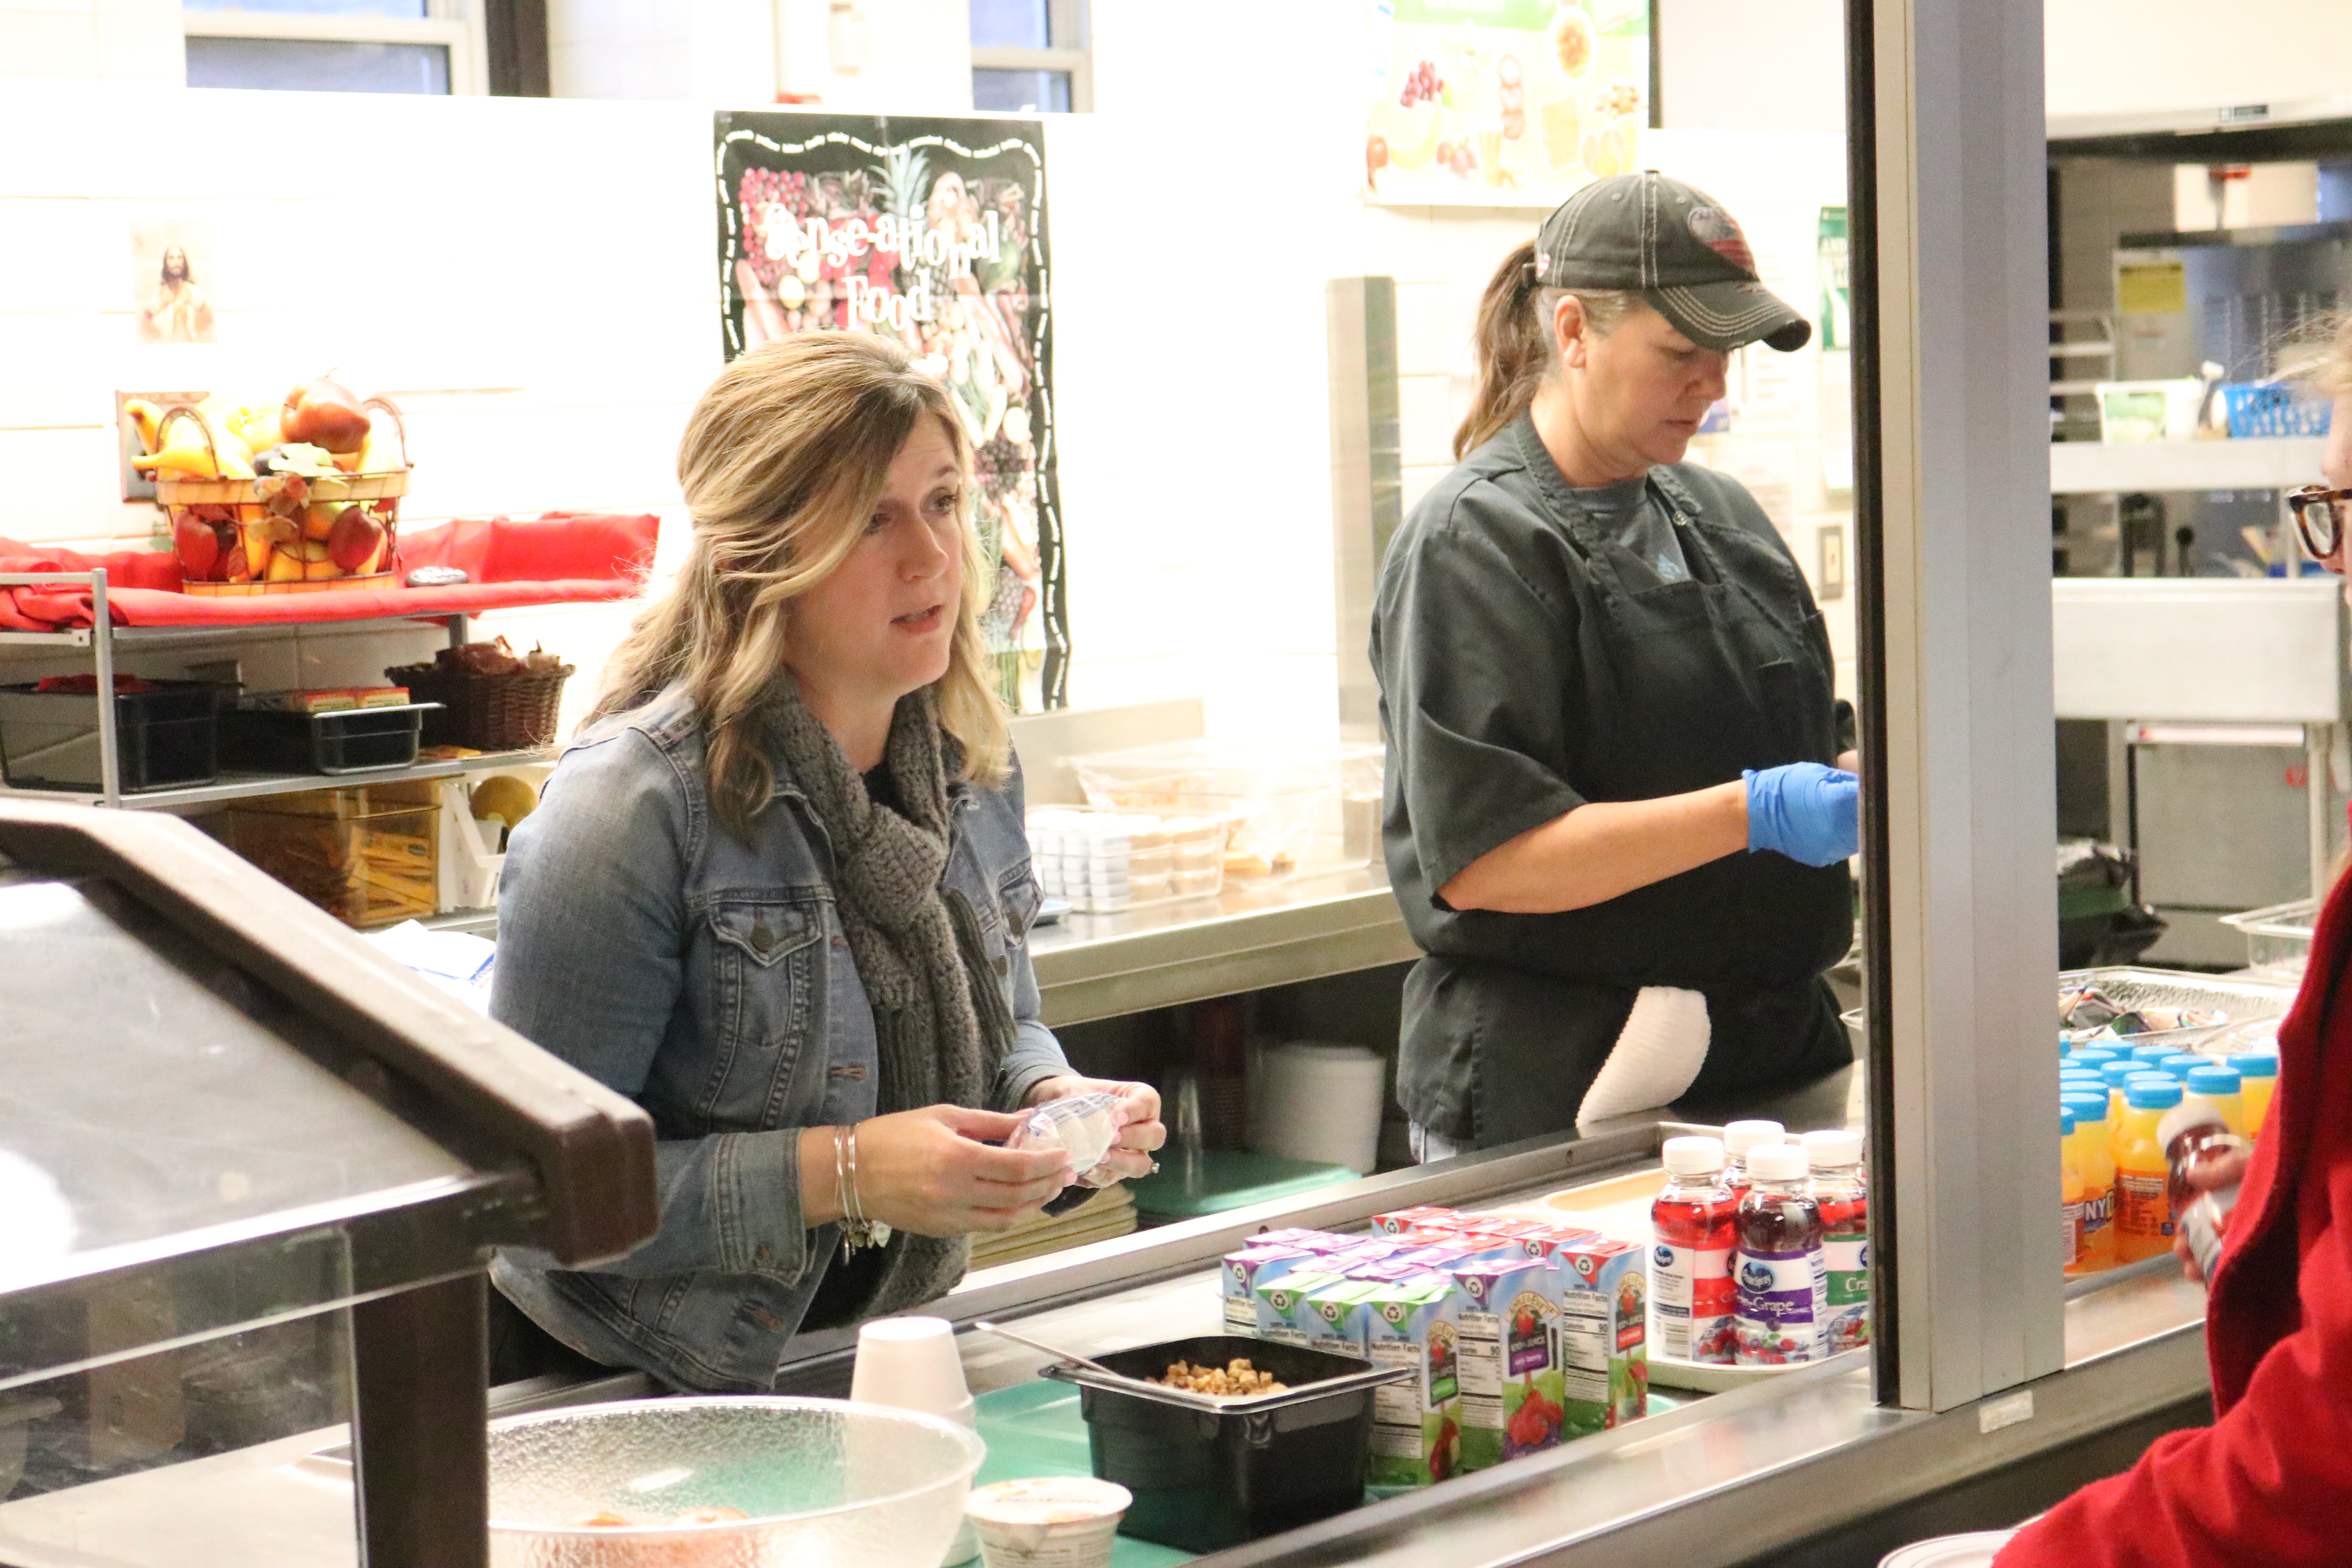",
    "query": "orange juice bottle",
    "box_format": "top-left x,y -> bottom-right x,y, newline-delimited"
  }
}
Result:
2232,1052 -> 2278,1136
2182,1065 -> 2247,1138
2113,1078 -> 2181,1263
2059,1109 -> 2084,1272
2061,1091 -> 2116,1272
